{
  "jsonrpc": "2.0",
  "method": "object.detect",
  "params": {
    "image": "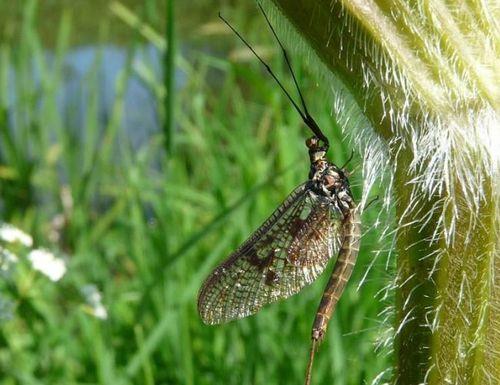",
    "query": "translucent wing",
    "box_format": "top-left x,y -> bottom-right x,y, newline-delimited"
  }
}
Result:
198,183 -> 343,324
